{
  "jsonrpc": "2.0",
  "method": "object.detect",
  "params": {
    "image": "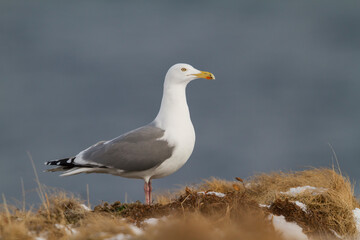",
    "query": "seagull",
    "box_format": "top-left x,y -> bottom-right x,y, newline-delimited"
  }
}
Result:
45,63 -> 215,205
